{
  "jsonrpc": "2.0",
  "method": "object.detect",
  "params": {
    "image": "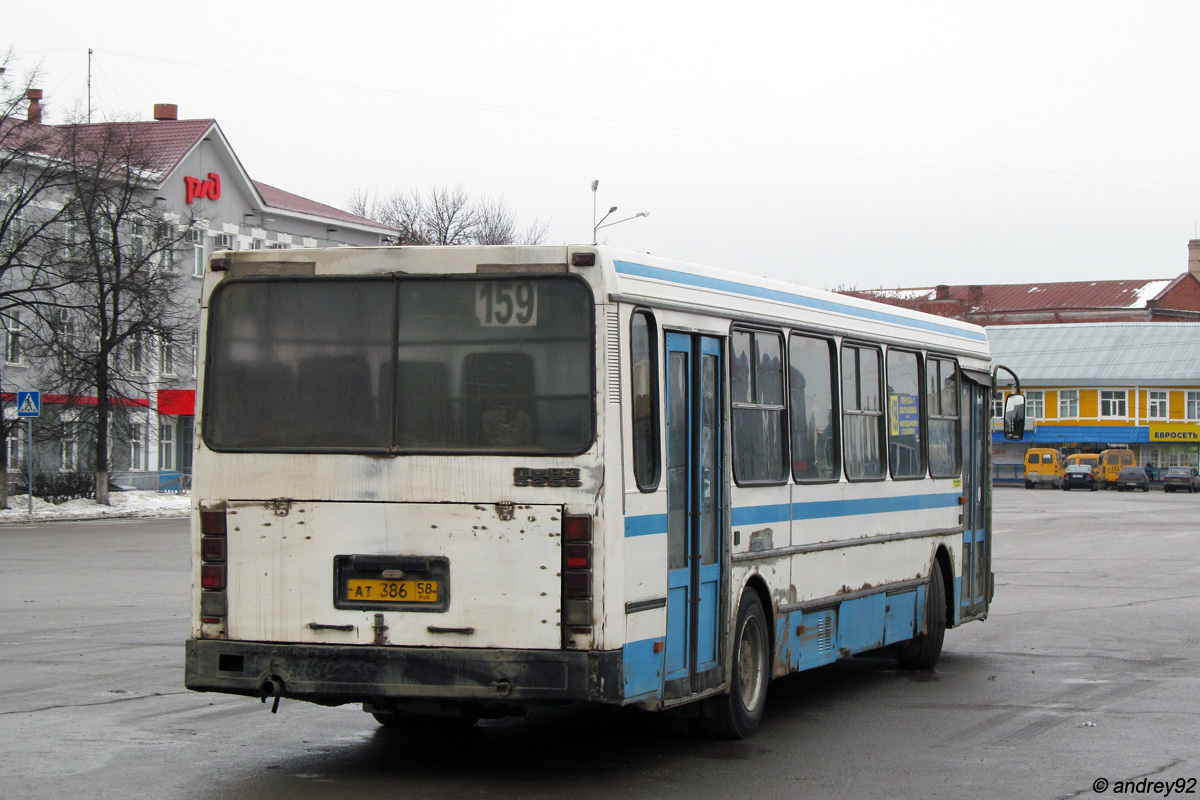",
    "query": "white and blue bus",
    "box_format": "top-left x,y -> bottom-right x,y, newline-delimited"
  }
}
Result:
185,244 -> 1024,738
